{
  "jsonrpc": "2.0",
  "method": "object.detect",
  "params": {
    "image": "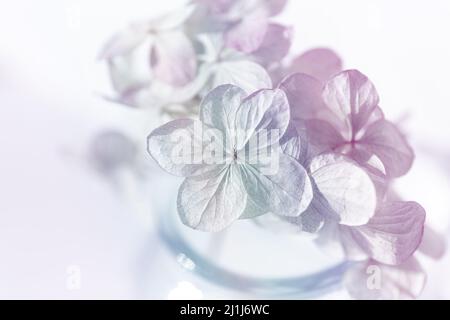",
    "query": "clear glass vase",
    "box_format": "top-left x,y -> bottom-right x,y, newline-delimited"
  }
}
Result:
147,188 -> 350,299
